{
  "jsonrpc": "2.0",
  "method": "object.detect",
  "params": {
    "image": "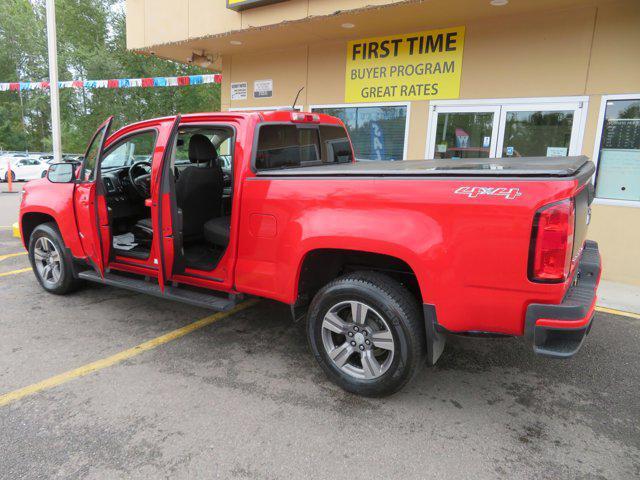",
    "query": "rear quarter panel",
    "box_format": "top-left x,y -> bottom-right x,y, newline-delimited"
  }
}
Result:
235,174 -> 578,335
